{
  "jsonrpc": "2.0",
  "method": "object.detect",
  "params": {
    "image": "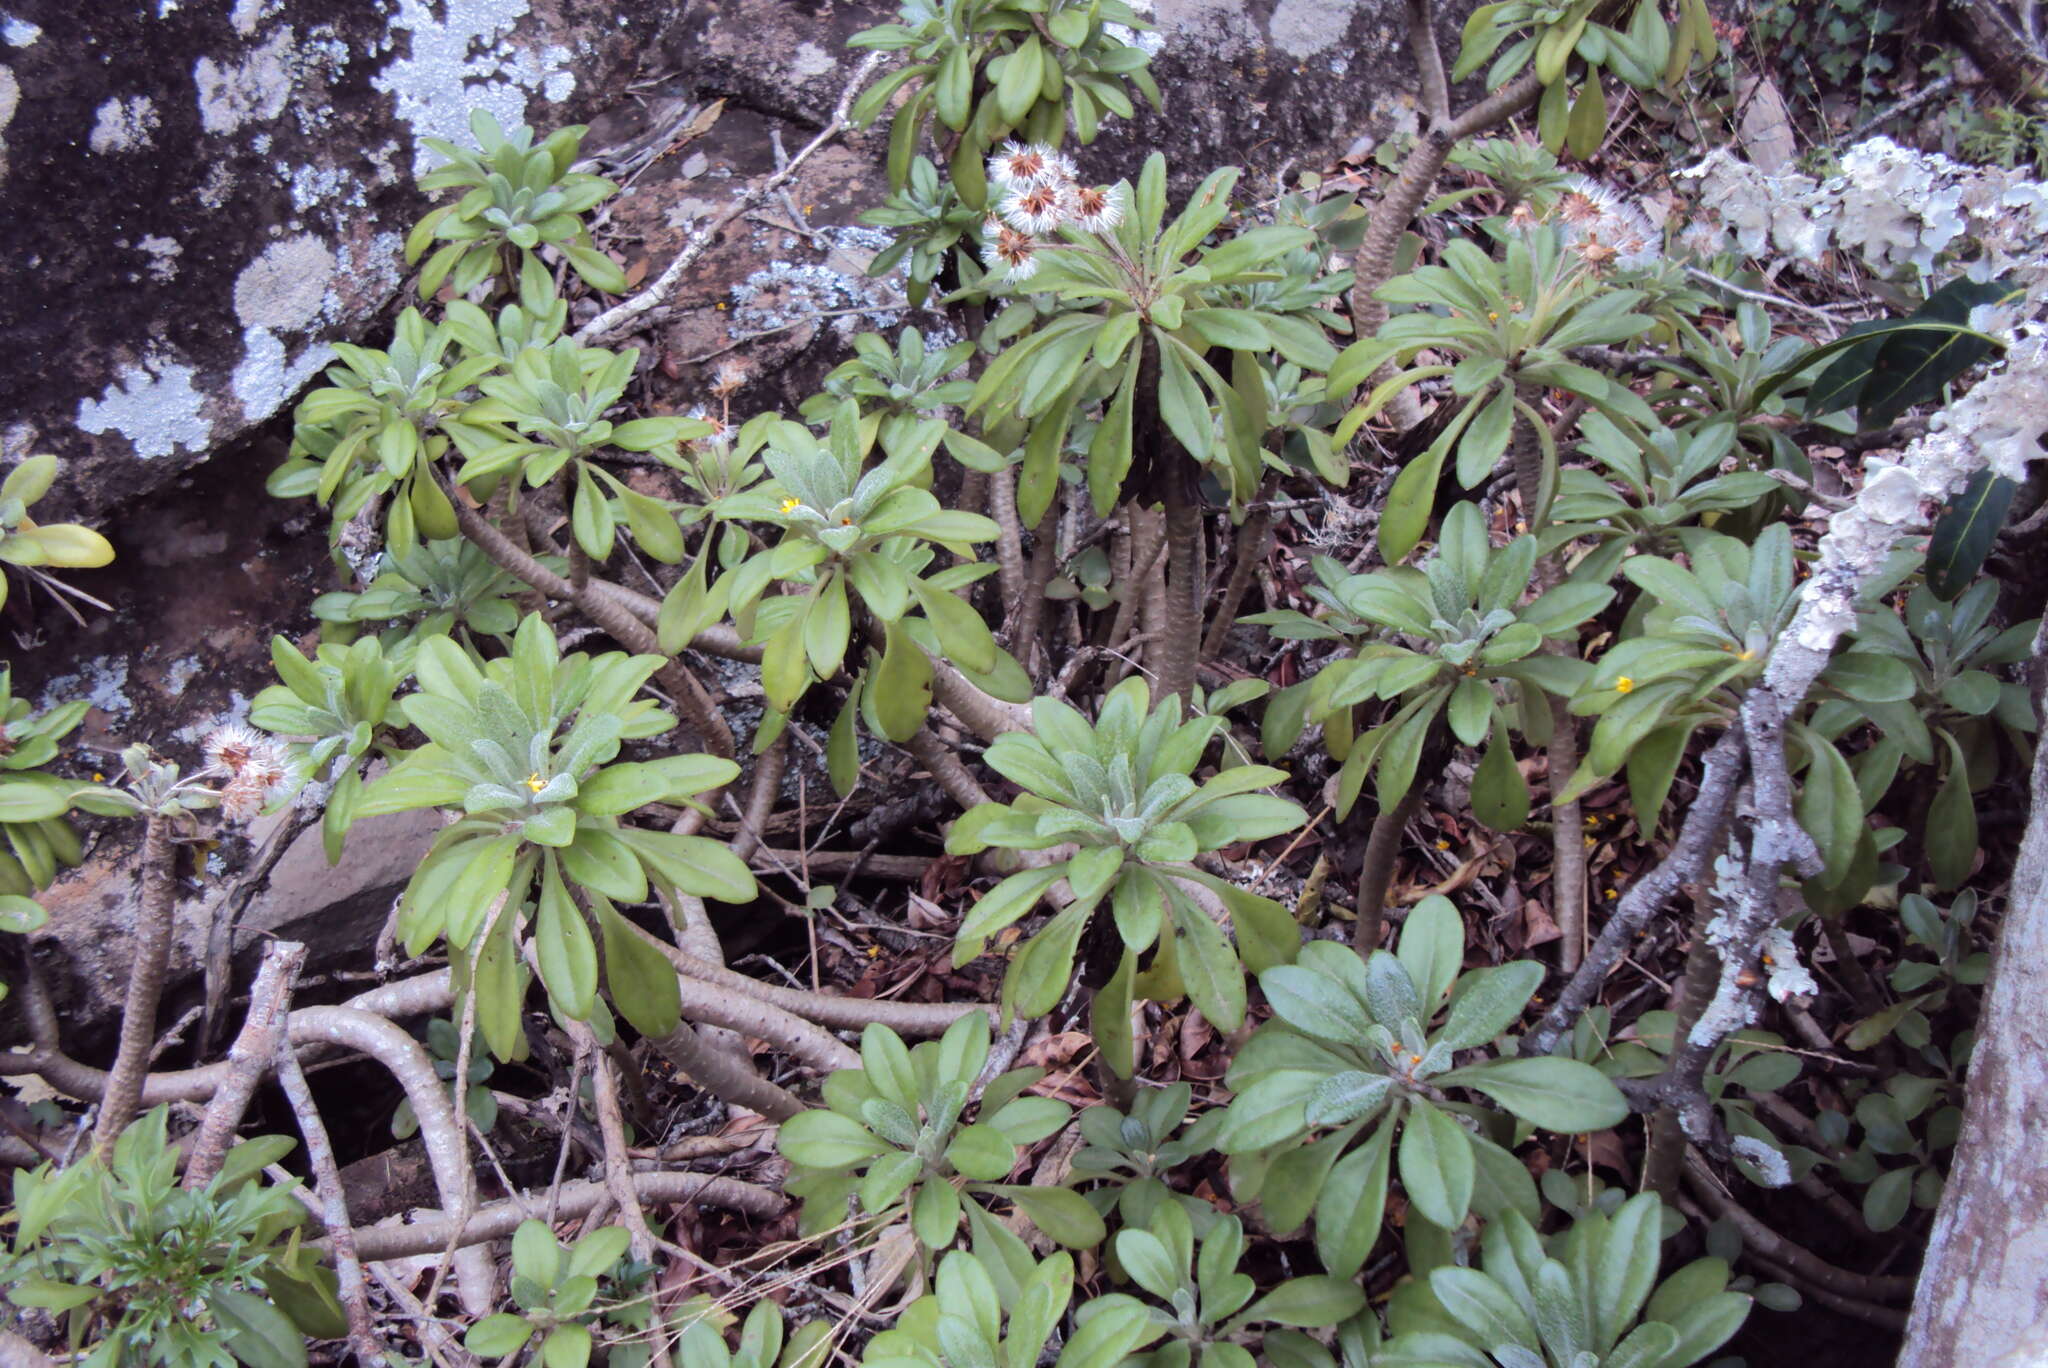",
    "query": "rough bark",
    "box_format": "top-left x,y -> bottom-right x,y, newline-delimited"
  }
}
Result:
1900,614 -> 2048,1366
